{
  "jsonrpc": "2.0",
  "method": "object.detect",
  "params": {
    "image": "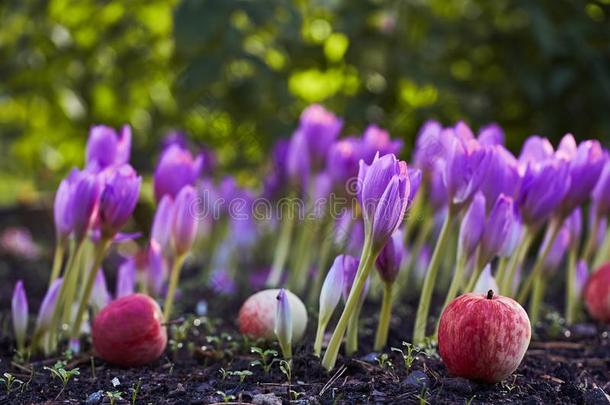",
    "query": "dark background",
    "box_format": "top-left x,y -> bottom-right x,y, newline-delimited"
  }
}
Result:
1,0 -> 609,205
